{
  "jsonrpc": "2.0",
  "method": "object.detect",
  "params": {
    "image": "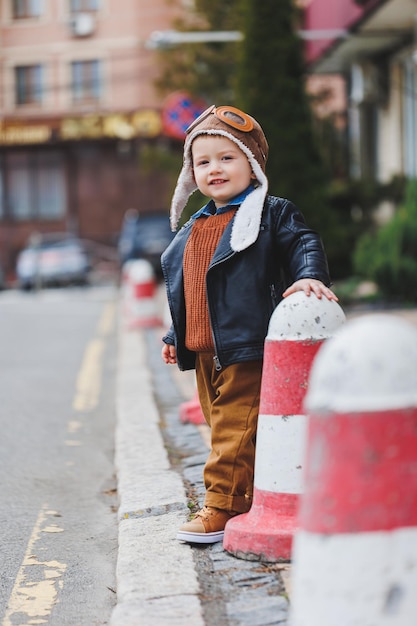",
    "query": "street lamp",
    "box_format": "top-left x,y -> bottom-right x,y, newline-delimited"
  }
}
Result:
146,29 -> 348,50
145,30 -> 243,49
